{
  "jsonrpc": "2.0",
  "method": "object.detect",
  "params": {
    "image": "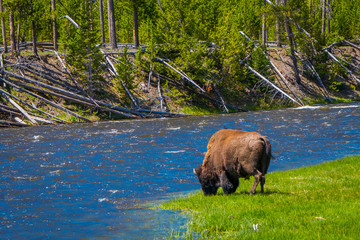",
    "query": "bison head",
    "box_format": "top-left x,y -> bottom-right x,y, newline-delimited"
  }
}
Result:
193,164 -> 219,195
